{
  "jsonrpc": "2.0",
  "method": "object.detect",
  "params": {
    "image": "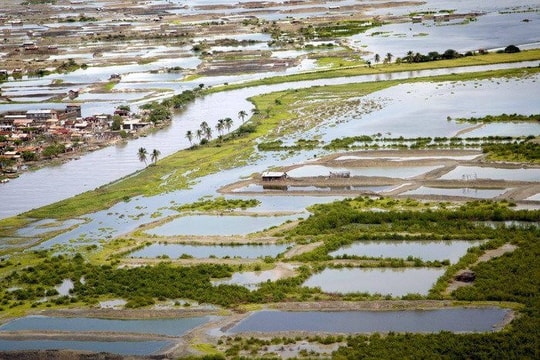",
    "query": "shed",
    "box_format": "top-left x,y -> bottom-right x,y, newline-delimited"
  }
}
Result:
261,171 -> 287,181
